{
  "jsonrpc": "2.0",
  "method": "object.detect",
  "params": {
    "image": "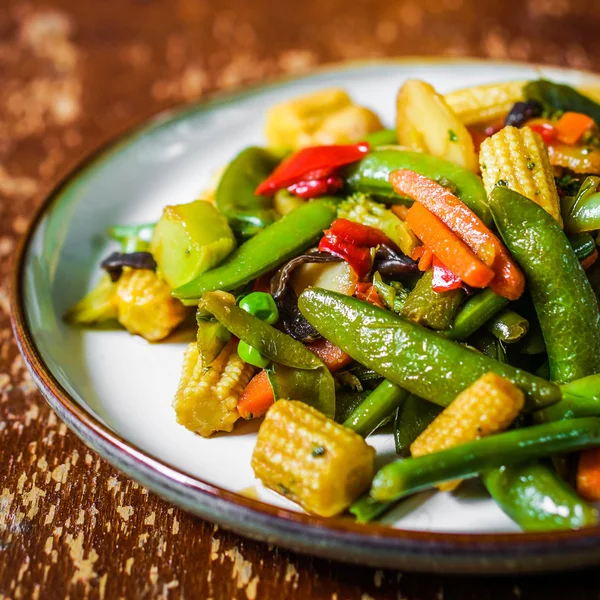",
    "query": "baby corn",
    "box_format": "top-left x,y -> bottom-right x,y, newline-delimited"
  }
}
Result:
252,400 -> 375,517
173,339 -> 255,438
115,268 -> 188,342
479,126 -> 563,225
411,372 -> 524,491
